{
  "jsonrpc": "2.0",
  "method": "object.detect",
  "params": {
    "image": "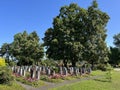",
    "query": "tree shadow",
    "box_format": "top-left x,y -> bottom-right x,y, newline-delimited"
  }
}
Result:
93,78 -> 111,82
